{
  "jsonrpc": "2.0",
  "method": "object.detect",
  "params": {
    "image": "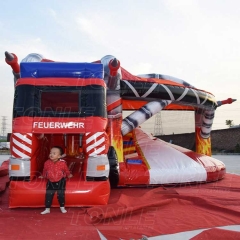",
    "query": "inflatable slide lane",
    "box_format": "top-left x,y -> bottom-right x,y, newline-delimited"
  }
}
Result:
119,128 -> 225,186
